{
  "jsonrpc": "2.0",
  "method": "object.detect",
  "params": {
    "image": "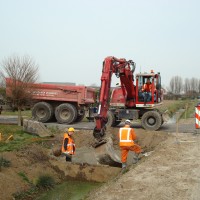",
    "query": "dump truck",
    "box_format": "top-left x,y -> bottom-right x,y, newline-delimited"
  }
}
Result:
6,78 -> 96,124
